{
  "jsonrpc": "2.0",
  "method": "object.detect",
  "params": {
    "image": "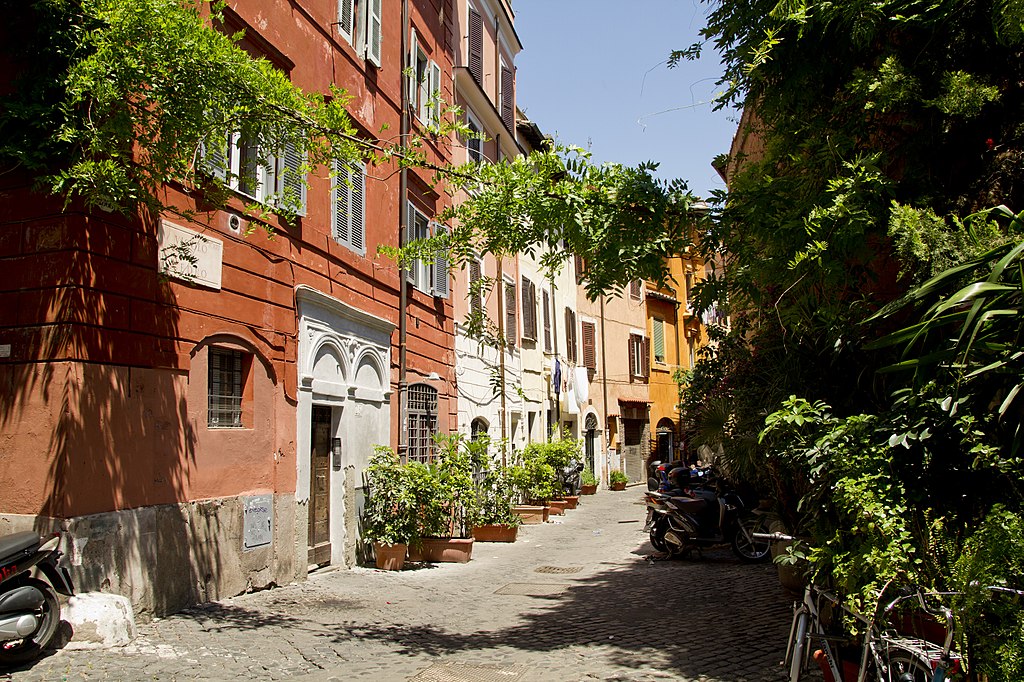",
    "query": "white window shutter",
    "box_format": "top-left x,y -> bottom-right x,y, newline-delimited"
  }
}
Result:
332,159 -> 351,245
366,0 -> 382,67
429,61 -> 441,123
406,202 -> 417,285
432,223 -> 449,299
202,132 -> 230,181
337,0 -> 354,43
351,164 -> 365,254
409,28 -> 419,114
277,141 -> 306,216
